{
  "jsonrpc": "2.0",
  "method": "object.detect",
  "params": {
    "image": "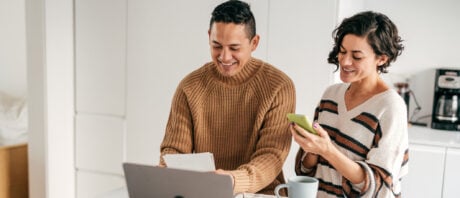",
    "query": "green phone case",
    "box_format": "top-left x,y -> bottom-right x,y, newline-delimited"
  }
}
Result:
287,113 -> 317,135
